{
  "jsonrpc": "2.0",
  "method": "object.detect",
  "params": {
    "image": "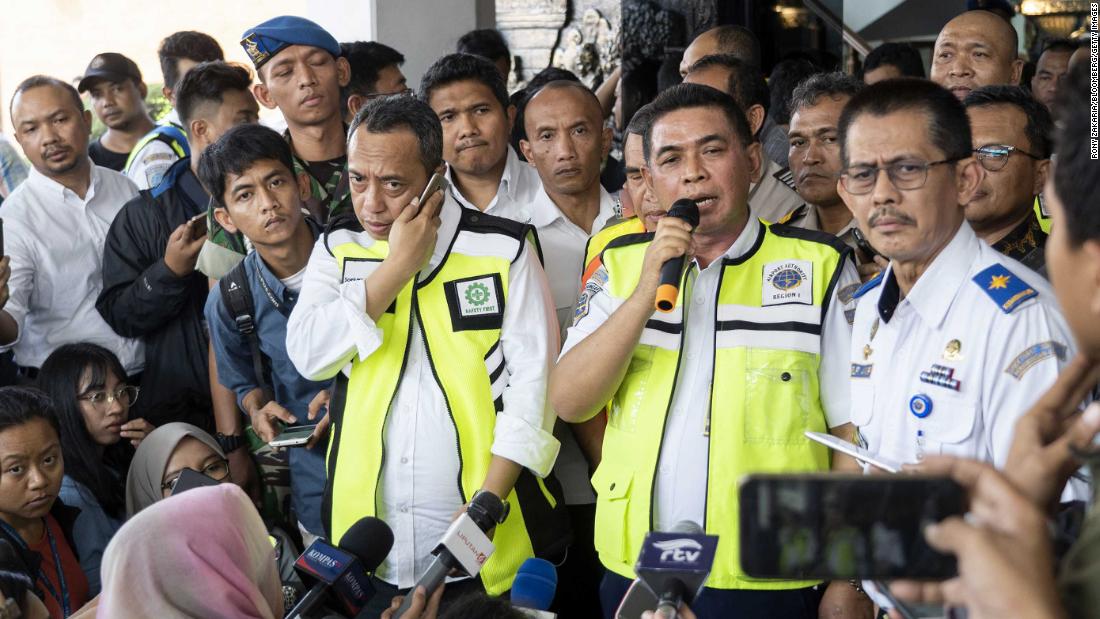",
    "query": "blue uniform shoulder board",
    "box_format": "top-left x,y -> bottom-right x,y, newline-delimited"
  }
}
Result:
972,263 -> 1037,314
852,271 -> 884,299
